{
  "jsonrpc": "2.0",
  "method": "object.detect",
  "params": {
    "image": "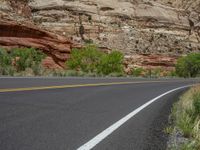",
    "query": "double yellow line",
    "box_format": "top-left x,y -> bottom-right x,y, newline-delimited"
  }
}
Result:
0,80 -> 172,93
